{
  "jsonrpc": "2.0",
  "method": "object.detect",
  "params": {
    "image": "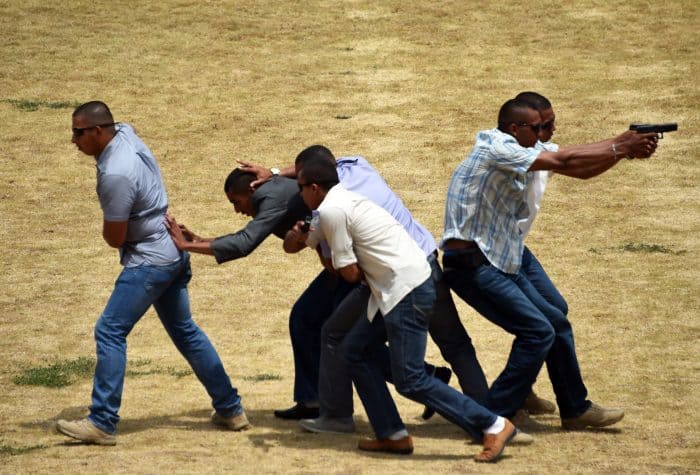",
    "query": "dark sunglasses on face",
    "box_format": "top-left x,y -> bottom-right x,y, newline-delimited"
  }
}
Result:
72,122 -> 117,137
516,122 -> 543,133
541,120 -> 555,131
